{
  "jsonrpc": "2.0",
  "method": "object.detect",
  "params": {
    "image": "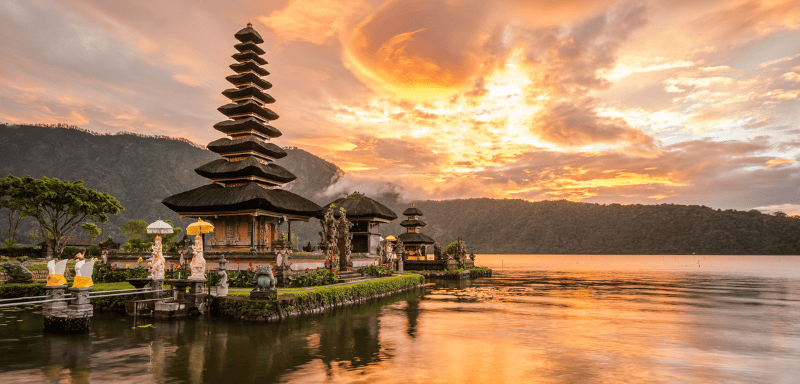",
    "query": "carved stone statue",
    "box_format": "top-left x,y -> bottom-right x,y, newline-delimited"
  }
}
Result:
251,265 -> 277,299
2,263 -> 33,283
394,241 -> 405,272
217,257 -> 229,297
337,207 -> 353,268
149,236 -> 165,280
252,266 -> 276,290
319,206 -> 339,269
302,241 -> 315,252
189,234 -> 206,280
433,242 -> 442,260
